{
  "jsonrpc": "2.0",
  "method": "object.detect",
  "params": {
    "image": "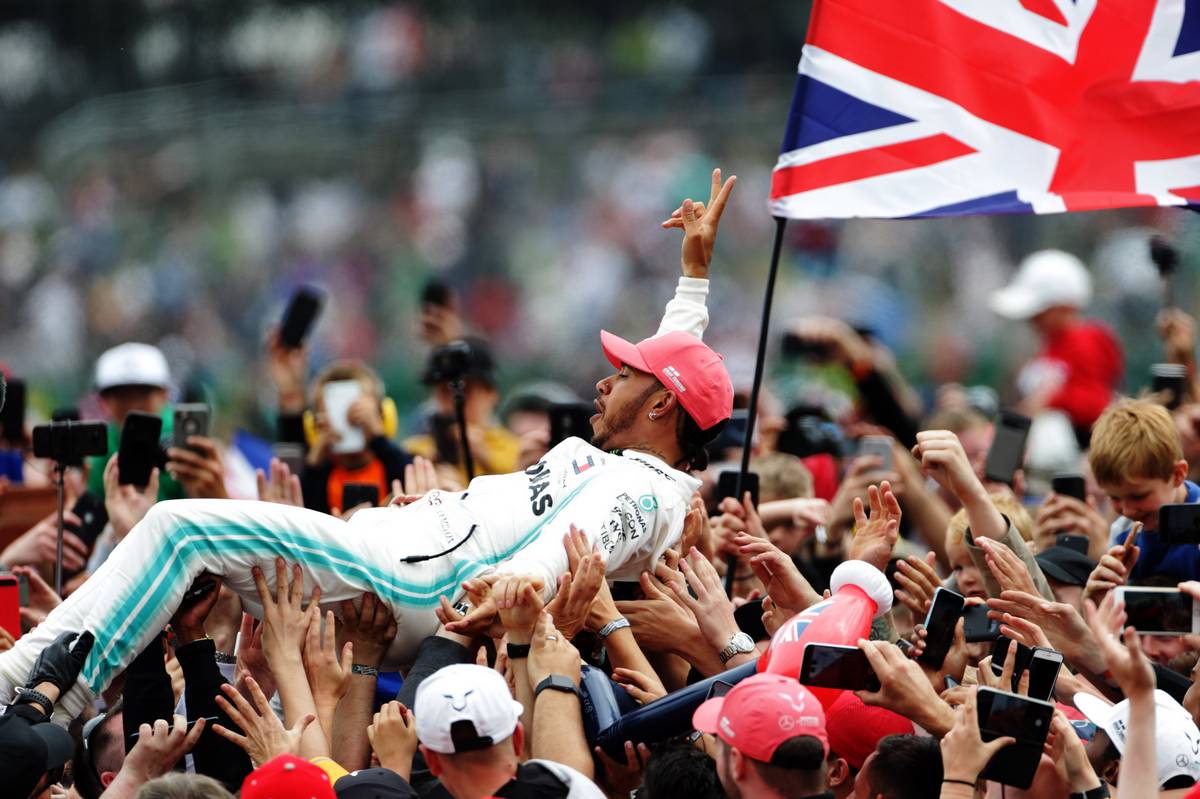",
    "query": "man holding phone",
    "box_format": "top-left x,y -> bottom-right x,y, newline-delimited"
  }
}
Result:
0,171 -> 738,722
